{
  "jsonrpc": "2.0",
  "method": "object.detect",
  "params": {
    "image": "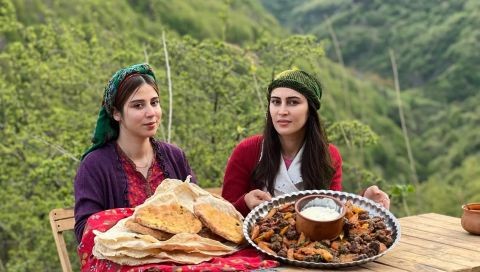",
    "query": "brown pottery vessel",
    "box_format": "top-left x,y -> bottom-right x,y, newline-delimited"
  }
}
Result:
295,194 -> 345,241
461,203 -> 480,235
